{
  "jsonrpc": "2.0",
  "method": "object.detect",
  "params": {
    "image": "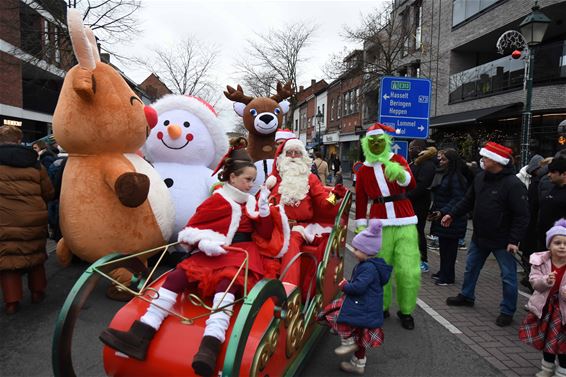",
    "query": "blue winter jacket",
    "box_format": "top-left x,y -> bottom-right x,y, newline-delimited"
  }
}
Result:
337,258 -> 392,329
430,173 -> 468,239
